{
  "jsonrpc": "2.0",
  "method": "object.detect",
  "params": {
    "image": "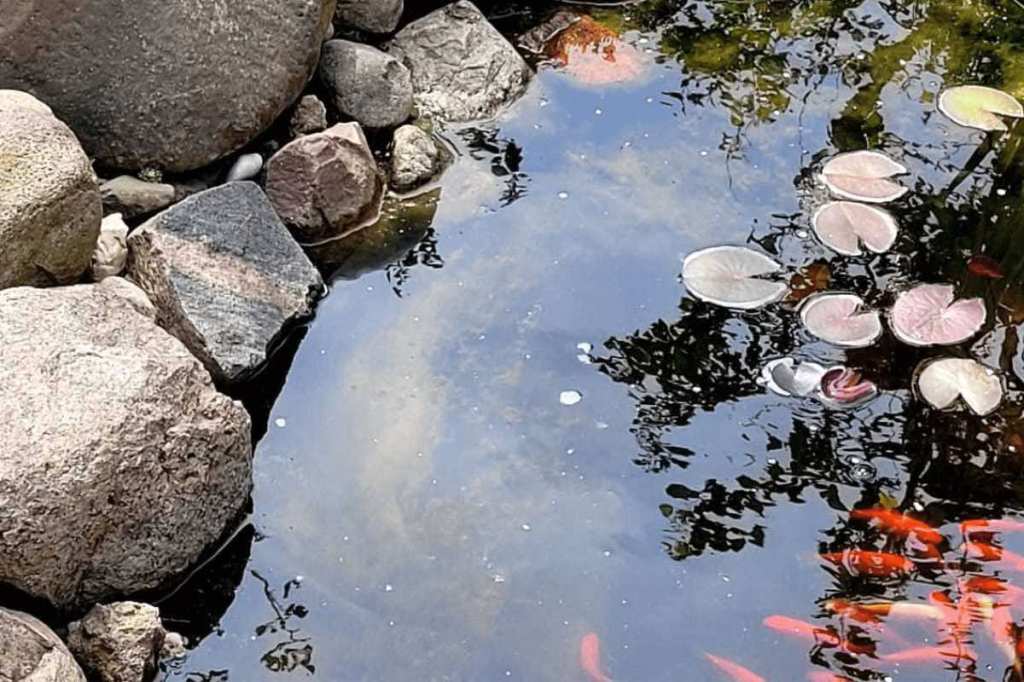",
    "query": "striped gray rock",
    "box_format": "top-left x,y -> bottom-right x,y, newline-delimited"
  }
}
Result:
128,182 -> 325,383
0,0 -> 336,172
0,280 -> 252,609
0,90 -> 101,290
389,1 -> 532,121
0,607 -> 86,682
